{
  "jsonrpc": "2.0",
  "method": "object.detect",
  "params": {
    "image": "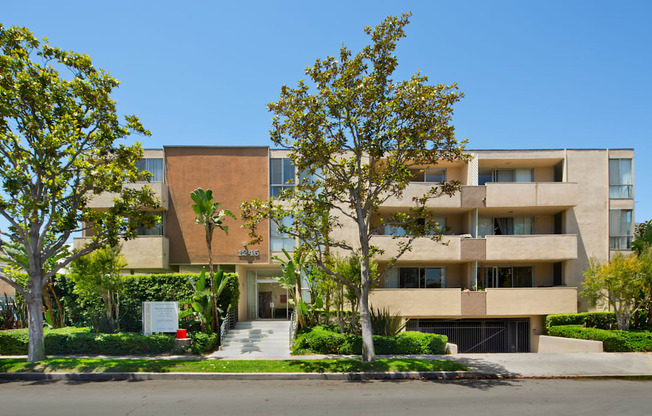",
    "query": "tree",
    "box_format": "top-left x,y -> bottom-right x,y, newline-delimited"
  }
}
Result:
632,220 -> 652,256
70,245 -> 127,332
581,253 -> 651,330
242,13 -> 467,362
190,188 -> 235,332
0,26 -> 159,361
